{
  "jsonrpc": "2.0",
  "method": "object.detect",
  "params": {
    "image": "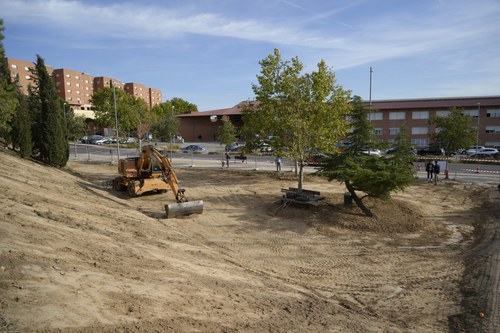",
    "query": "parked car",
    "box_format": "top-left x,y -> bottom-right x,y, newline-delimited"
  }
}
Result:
94,136 -> 115,145
180,144 -> 207,153
306,152 -> 328,166
479,147 -> 499,154
465,146 -> 485,155
89,135 -> 104,144
361,148 -> 382,157
468,152 -> 500,159
225,142 -> 246,152
416,147 -> 445,156
386,147 -> 417,155
120,137 -> 138,144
